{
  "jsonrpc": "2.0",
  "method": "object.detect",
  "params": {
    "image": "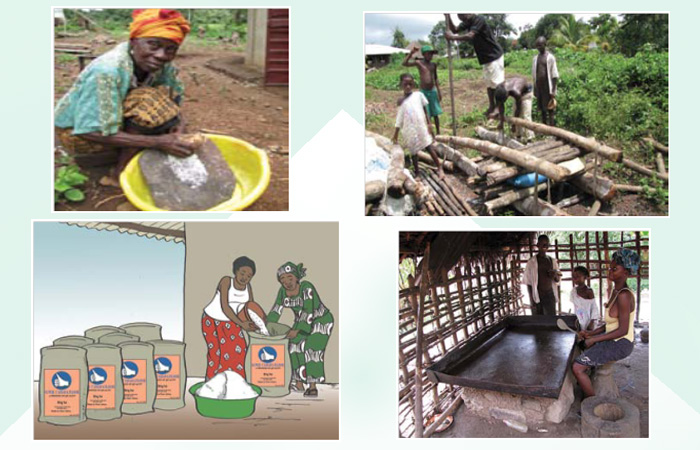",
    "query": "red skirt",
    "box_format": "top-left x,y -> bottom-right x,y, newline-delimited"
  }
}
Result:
201,313 -> 247,380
